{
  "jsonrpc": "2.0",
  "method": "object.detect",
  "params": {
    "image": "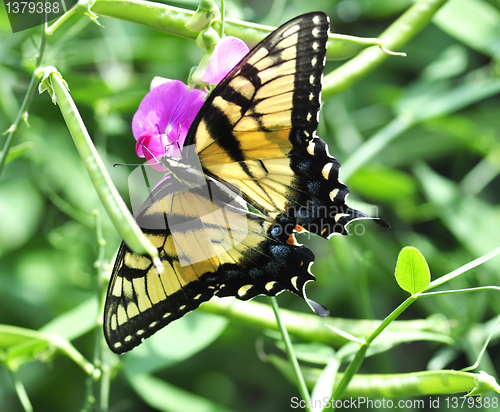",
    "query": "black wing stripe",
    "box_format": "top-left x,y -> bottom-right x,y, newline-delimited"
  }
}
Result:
105,13 -> 387,354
